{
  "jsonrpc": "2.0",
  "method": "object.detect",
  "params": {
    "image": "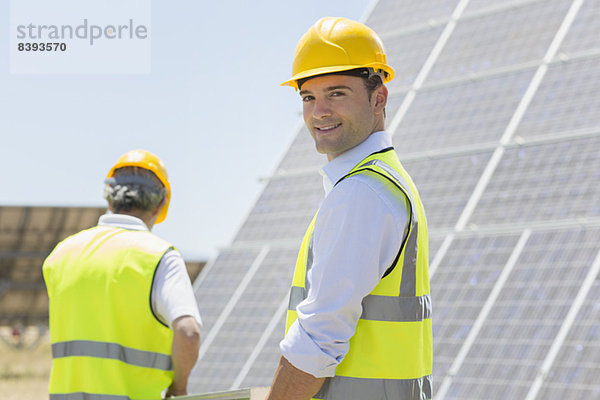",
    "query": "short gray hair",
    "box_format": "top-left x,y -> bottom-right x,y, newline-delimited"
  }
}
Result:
104,166 -> 166,213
